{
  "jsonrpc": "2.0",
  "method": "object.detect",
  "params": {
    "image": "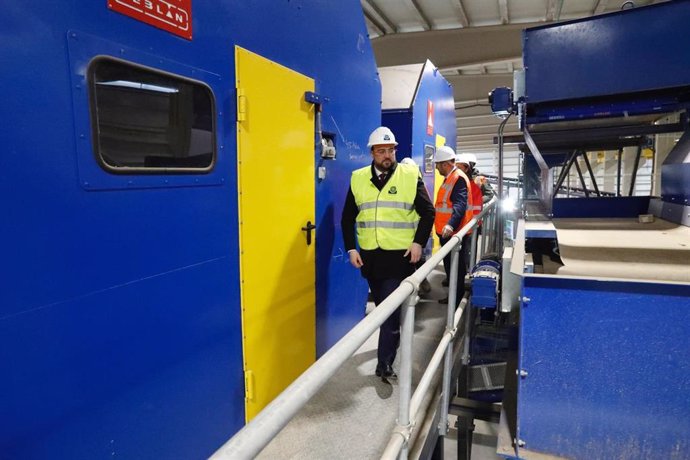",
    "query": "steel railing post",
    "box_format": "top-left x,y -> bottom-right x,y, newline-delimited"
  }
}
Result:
438,243 -> 461,438
396,292 -> 417,460
469,225 -> 479,269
